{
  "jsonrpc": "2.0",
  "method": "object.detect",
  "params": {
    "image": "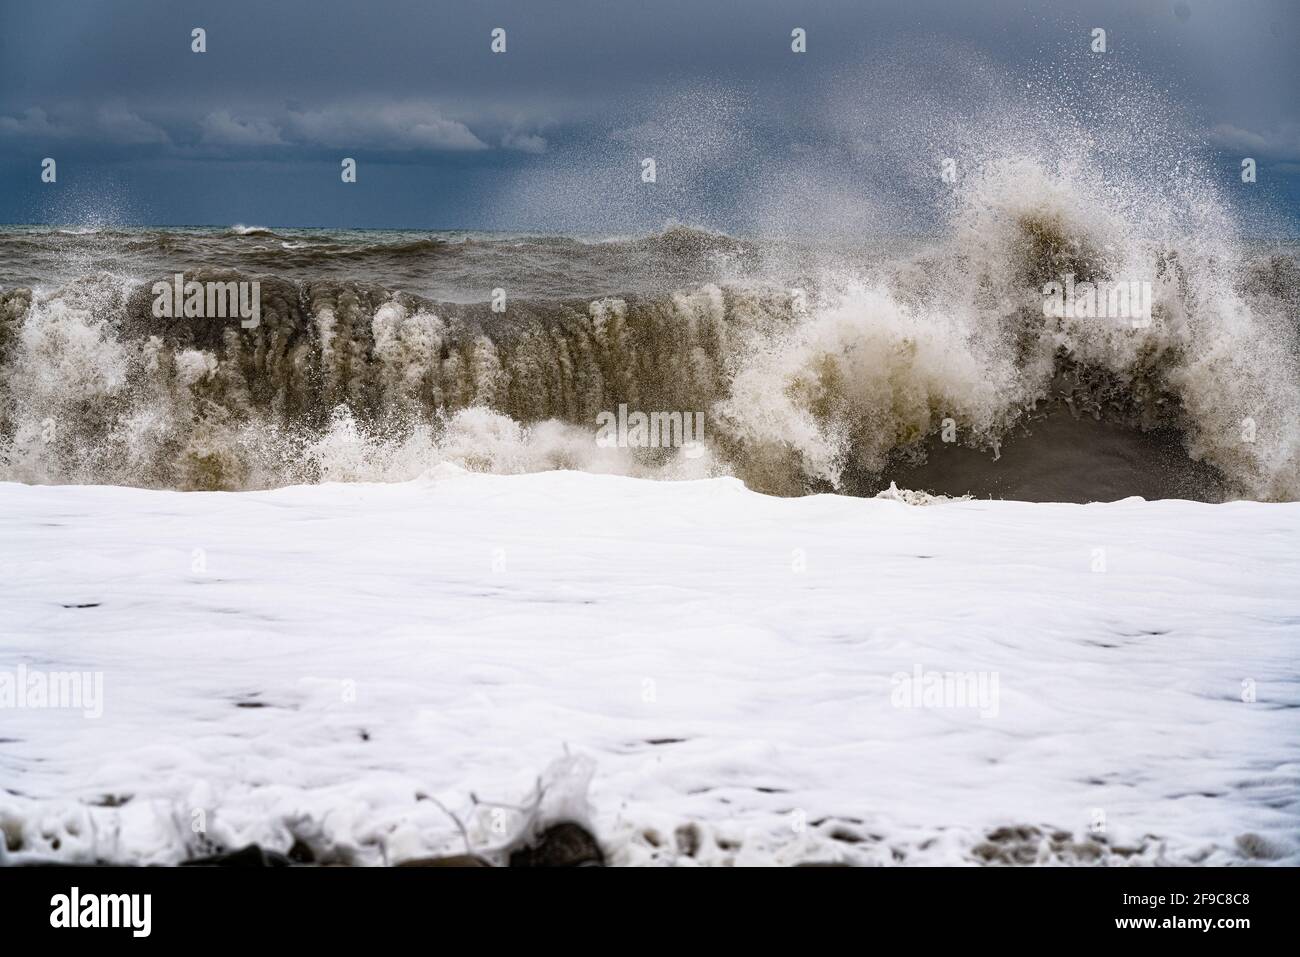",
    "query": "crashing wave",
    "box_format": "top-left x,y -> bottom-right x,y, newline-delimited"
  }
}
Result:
1,162 -> 1297,500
